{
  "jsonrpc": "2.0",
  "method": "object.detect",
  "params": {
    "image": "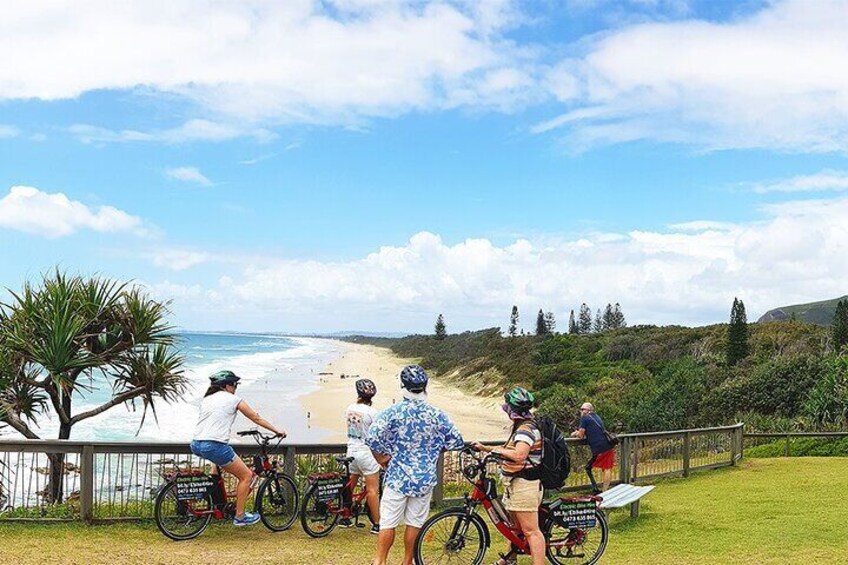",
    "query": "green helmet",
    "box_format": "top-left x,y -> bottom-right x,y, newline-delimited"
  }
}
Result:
504,386 -> 535,411
209,370 -> 240,386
